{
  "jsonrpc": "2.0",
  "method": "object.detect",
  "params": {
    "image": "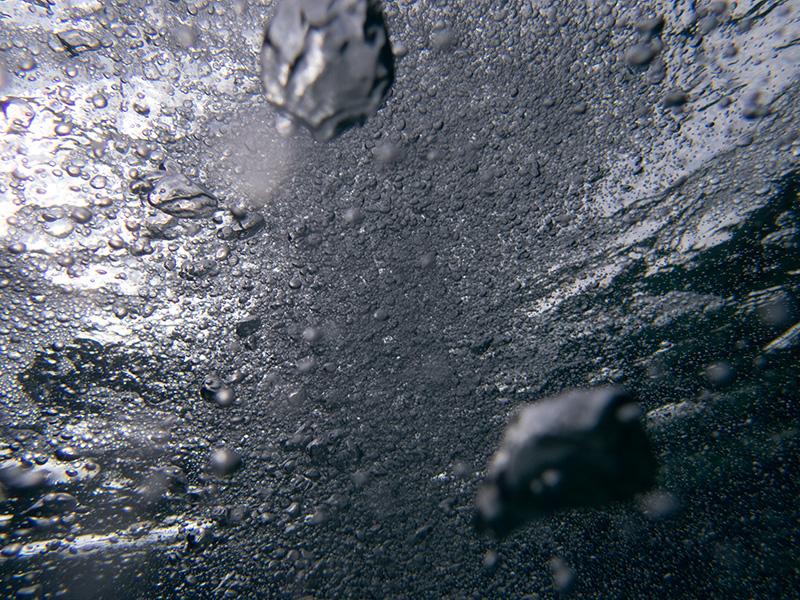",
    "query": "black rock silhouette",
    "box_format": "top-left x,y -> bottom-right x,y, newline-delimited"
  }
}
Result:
476,387 -> 657,536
